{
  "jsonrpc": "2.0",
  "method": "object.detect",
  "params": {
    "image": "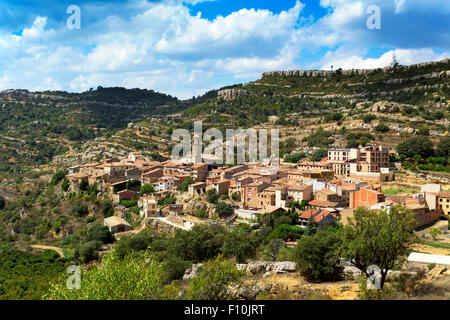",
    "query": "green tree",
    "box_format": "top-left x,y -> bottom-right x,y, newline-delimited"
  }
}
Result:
206,189 -> 218,204
310,148 -> 328,162
140,183 -> 155,194
46,252 -> 167,300
340,206 -> 416,289
266,224 -> 303,242
215,202 -> 234,219
417,126 -> 430,136
221,230 -> 260,263
74,240 -> 103,263
374,124 -> 390,133
186,255 -> 244,300
436,137 -> 450,158
265,239 -> 285,261
168,224 -> 226,262
292,231 -> 343,282
177,178 -> 195,192
397,136 -> 434,158
86,224 -> 115,244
